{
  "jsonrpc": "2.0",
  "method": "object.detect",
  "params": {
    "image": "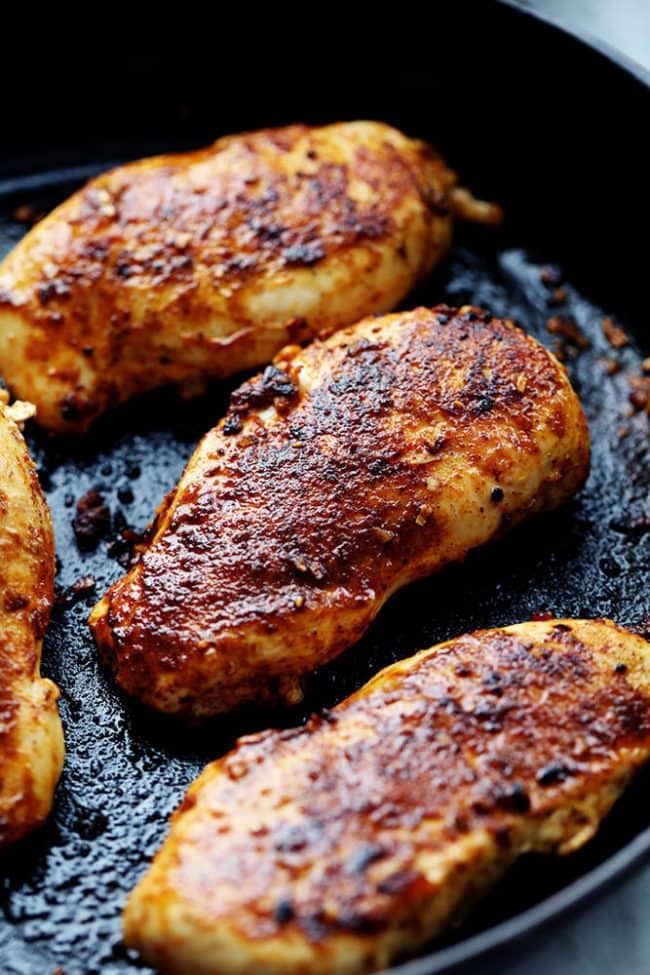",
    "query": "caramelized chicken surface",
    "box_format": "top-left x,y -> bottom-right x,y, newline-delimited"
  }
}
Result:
90,306 -> 589,719
0,402 -> 63,846
123,619 -> 650,975
0,122 -> 499,433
